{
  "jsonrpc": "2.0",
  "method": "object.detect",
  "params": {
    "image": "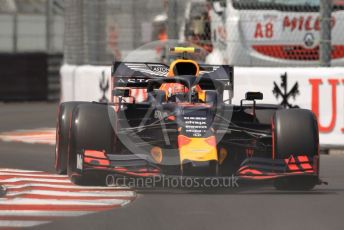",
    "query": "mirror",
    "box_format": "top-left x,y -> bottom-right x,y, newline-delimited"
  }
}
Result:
245,92 -> 263,101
